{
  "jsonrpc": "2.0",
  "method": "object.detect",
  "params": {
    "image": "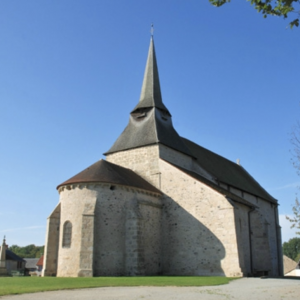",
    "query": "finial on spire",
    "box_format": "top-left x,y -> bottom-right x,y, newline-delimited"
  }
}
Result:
150,23 -> 154,37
